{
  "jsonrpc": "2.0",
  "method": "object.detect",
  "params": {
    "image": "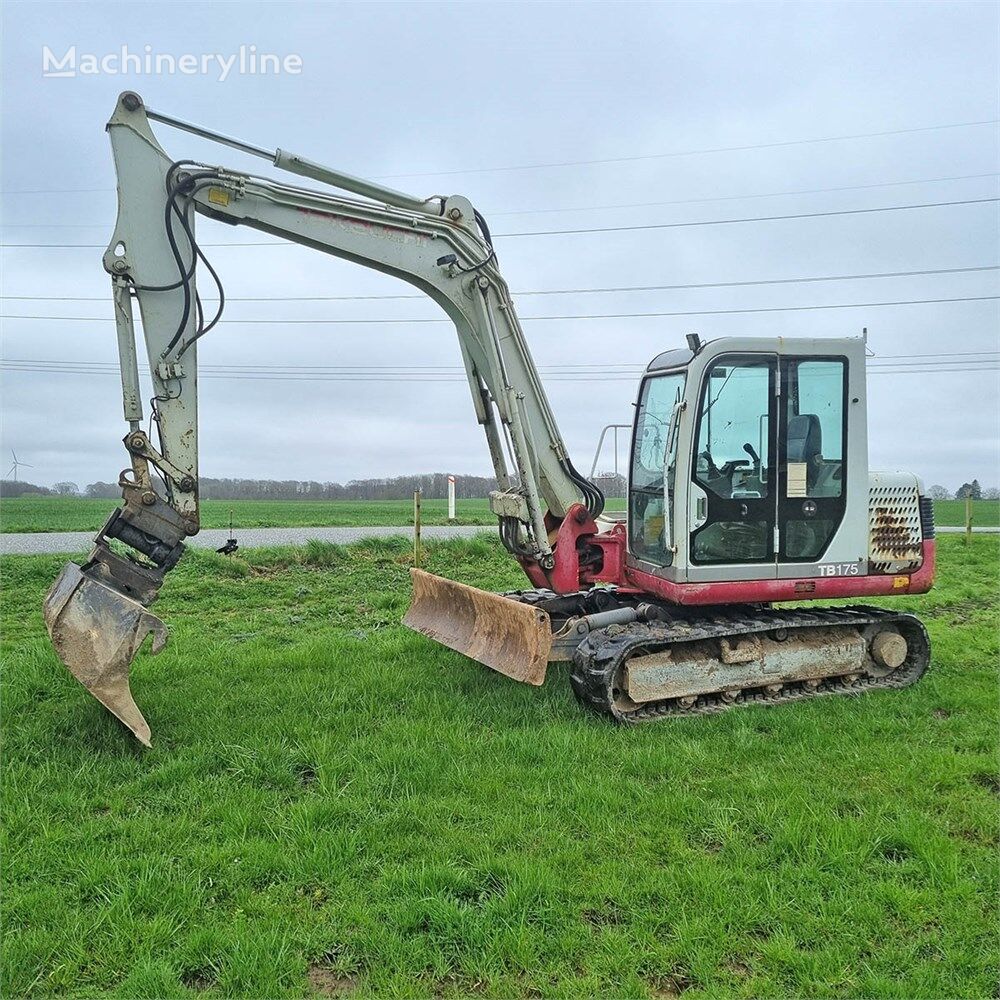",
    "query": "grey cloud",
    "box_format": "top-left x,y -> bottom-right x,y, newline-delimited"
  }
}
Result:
1,0 -> 997,491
